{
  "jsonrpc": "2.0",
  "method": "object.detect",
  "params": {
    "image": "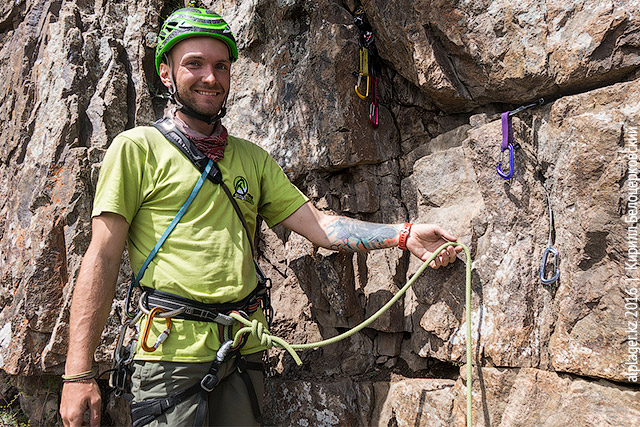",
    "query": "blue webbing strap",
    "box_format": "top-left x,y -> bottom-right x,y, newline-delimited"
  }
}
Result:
132,159 -> 214,287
